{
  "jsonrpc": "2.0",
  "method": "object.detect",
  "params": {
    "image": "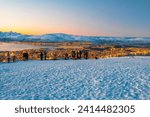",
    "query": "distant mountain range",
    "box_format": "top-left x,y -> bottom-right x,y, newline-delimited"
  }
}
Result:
0,31 -> 150,45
